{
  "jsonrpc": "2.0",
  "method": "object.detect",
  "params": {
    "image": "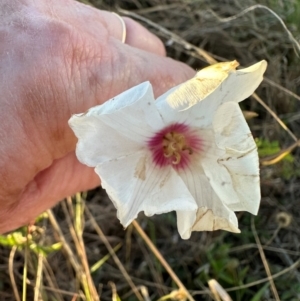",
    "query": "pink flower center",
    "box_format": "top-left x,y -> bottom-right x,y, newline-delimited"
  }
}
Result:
147,123 -> 202,169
